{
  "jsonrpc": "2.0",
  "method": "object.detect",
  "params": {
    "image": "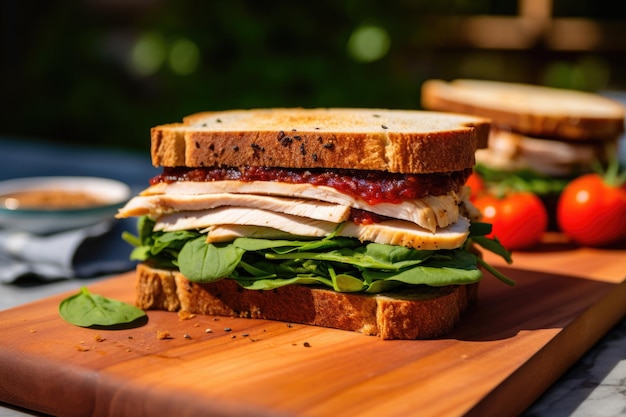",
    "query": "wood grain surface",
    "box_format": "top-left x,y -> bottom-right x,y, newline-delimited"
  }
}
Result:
1,237 -> 625,417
